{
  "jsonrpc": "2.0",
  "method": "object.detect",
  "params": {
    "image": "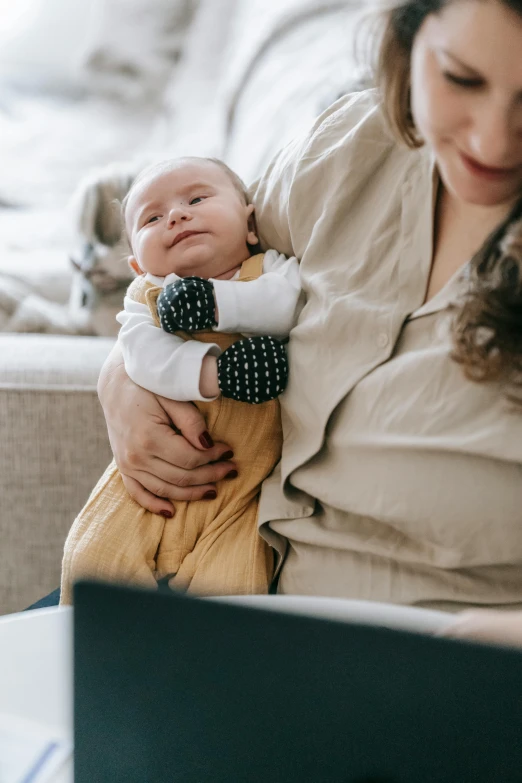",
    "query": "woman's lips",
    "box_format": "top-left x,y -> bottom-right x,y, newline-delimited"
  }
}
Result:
459,150 -> 519,181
